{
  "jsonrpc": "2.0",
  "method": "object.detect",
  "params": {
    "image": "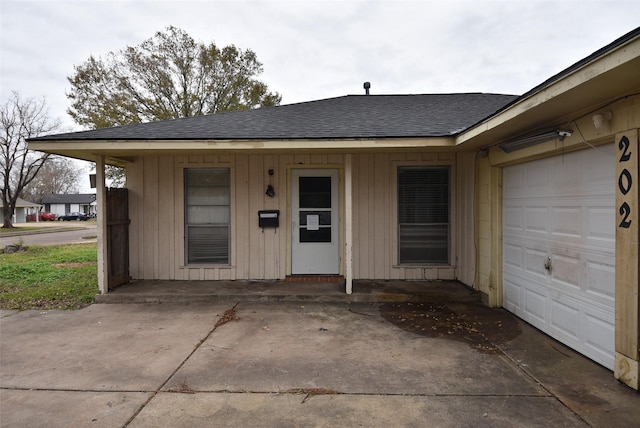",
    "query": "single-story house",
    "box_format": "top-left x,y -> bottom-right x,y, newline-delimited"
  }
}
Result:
29,28 -> 640,389
1,198 -> 41,223
41,193 -> 97,217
